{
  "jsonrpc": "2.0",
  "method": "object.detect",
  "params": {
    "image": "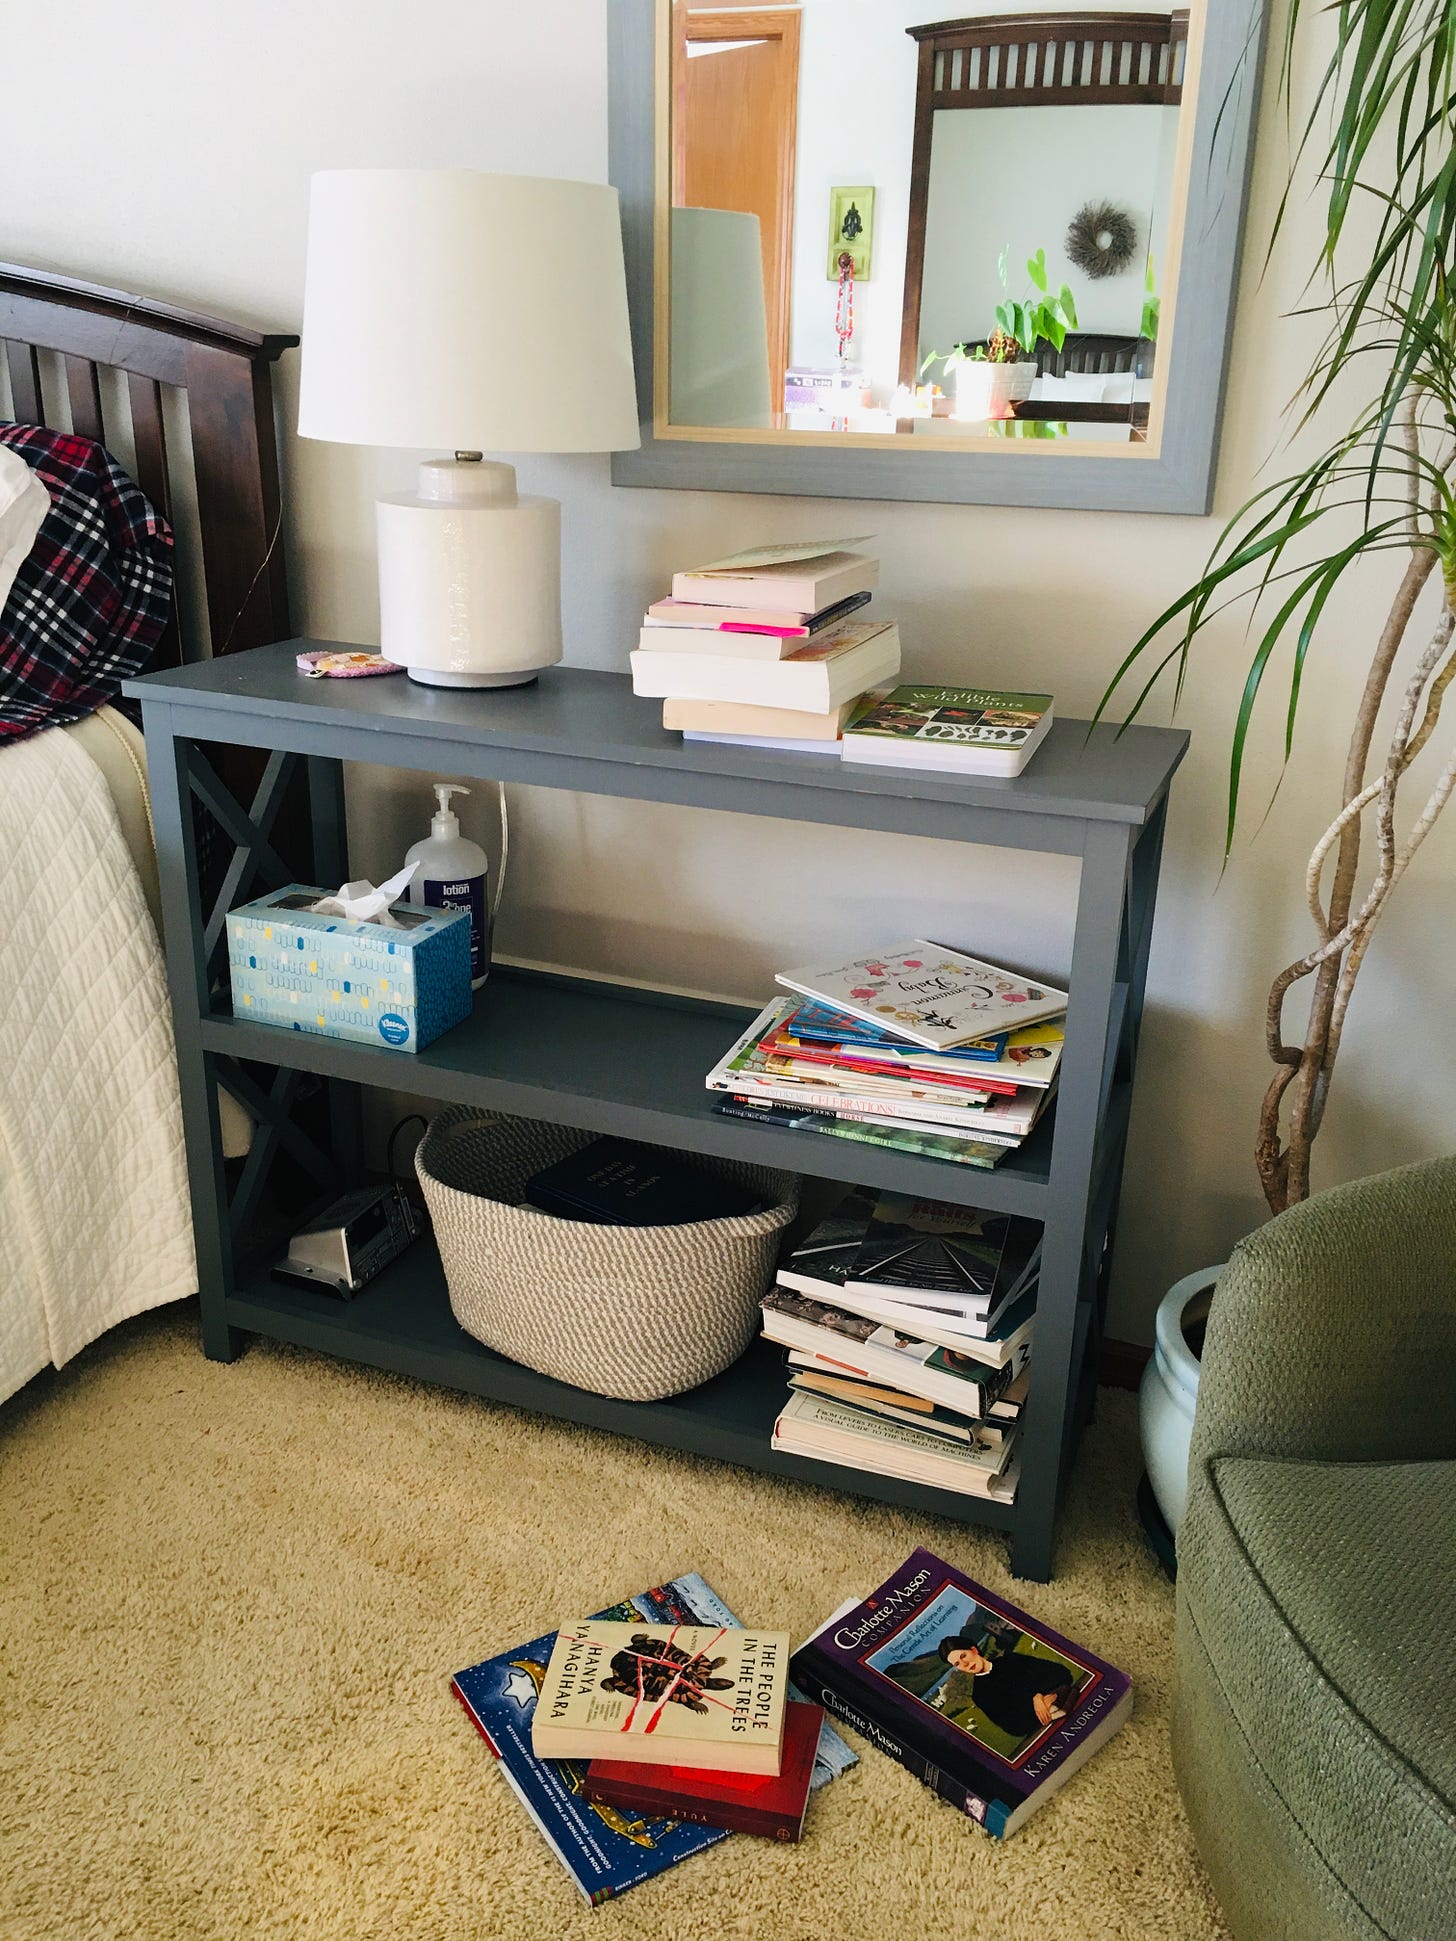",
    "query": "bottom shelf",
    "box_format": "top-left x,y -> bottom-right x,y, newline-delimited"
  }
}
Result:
225,1239 -> 1018,1533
